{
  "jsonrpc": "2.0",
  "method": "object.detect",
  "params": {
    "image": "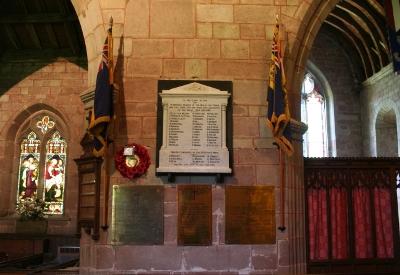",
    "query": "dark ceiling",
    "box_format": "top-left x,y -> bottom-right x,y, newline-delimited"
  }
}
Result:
322,0 -> 391,80
0,0 -> 86,59
0,0 -> 392,81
